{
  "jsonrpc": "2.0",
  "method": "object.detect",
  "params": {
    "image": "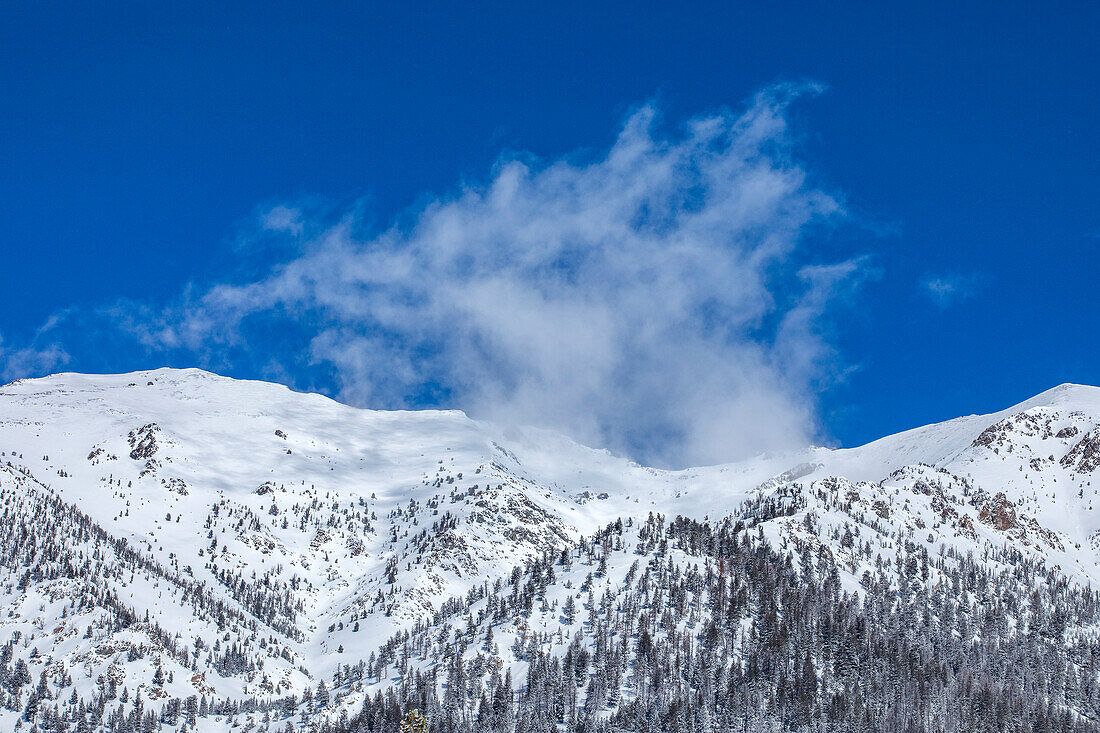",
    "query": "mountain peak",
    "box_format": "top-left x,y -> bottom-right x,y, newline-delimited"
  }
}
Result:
1003,381 -> 1100,414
